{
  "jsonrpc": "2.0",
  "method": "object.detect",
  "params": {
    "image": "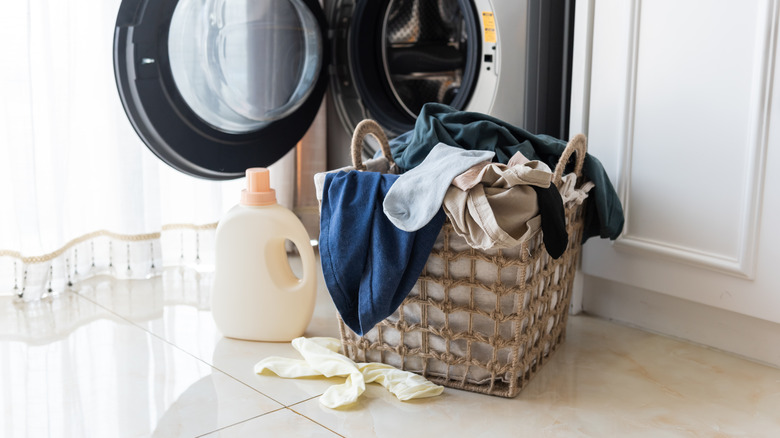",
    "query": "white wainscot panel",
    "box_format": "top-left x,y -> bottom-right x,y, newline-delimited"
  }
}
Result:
580,0 -> 780,323
614,0 -> 772,278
